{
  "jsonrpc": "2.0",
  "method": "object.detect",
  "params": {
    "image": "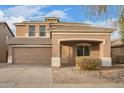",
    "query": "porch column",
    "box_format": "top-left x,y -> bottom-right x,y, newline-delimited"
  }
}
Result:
52,42 -> 61,67
100,40 -> 112,67
7,46 -> 13,64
